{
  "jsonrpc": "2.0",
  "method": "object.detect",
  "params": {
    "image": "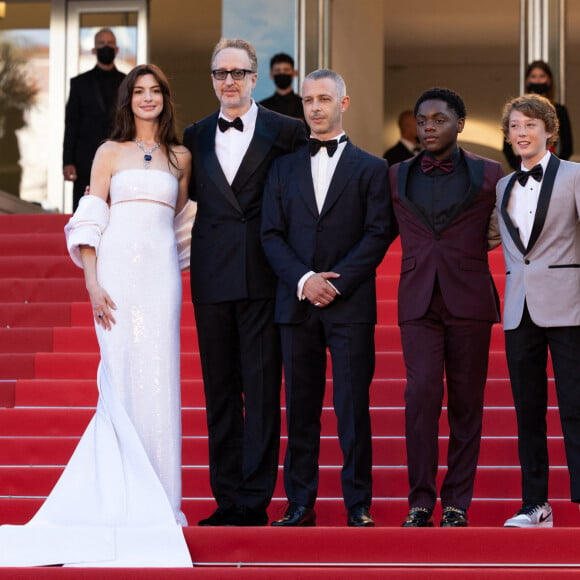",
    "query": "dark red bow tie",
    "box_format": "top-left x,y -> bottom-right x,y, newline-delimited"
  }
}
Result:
421,156 -> 453,174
